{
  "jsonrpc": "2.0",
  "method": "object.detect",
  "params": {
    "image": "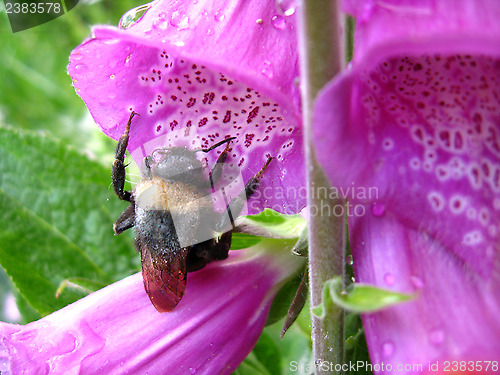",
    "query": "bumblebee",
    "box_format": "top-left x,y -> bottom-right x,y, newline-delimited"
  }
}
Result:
112,112 -> 272,312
